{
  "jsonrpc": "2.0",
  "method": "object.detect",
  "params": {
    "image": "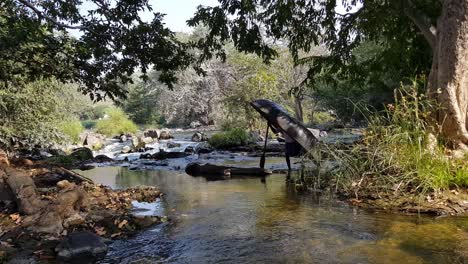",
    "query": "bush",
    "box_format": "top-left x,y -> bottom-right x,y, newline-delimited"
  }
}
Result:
96,107 -> 138,136
59,119 -> 84,144
208,128 -> 252,149
81,120 -> 97,129
327,82 -> 468,198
